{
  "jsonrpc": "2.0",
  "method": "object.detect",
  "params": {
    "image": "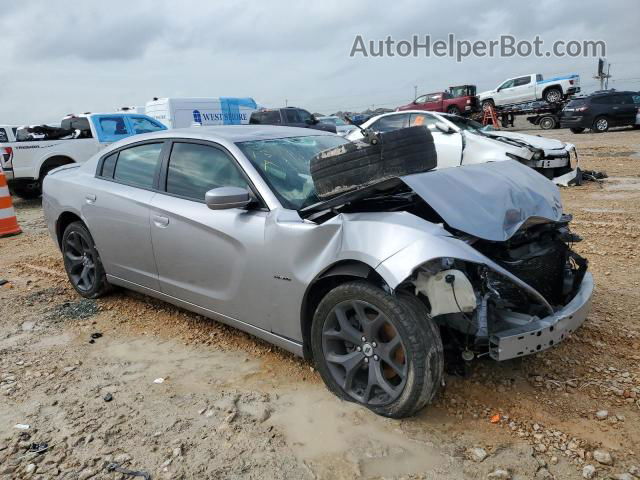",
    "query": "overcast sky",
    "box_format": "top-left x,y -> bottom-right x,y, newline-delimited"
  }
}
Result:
1,0 -> 638,124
